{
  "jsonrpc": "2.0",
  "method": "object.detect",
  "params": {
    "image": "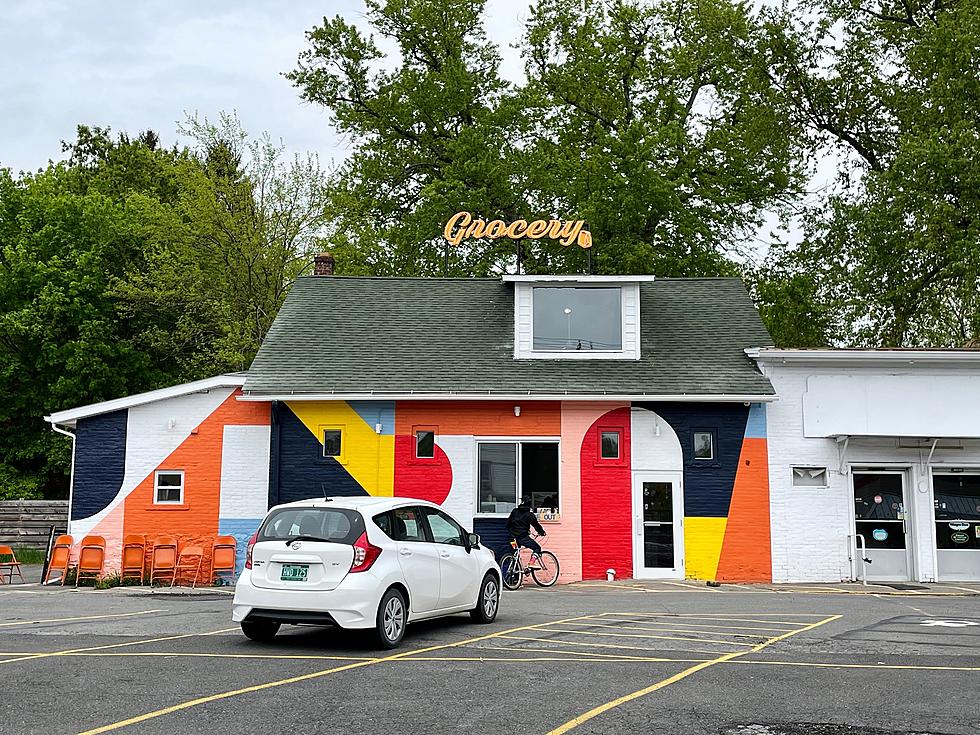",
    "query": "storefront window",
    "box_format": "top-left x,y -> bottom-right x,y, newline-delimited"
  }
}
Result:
933,473 -> 980,550
532,287 -> 622,351
478,442 -> 559,514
